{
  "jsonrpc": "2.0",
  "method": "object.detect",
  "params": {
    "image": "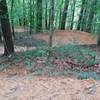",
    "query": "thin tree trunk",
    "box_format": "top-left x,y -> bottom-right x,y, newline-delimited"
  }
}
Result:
49,0 -> 54,47
81,10 -> 87,31
59,8 -> 62,29
70,0 -> 76,30
86,0 -> 97,33
97,36 -> 100,48
97,24 -> 100,48
0,32 -> 2,42
96,24 -> 100,64
48,9 -> 50,30
60,0 -> 69,30
11,0 -> 15,38
45,0 -> 48,29
29,0 -> 32,34
77,0 -> 85,30
32,1 -> 34,30
0,0 -> 14,56
19,17 -> 22,26
36,0 -> 42,32
23,0 -> 26,27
